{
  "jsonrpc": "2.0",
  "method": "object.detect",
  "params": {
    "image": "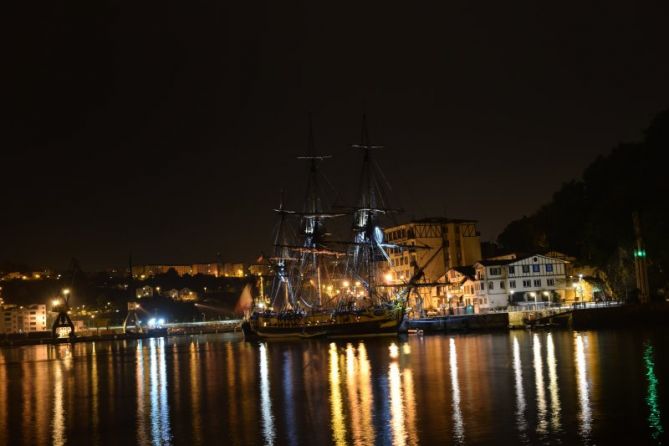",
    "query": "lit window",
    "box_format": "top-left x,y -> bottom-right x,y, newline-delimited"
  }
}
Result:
532,265 -> 540,273
545,264 -> 553,272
